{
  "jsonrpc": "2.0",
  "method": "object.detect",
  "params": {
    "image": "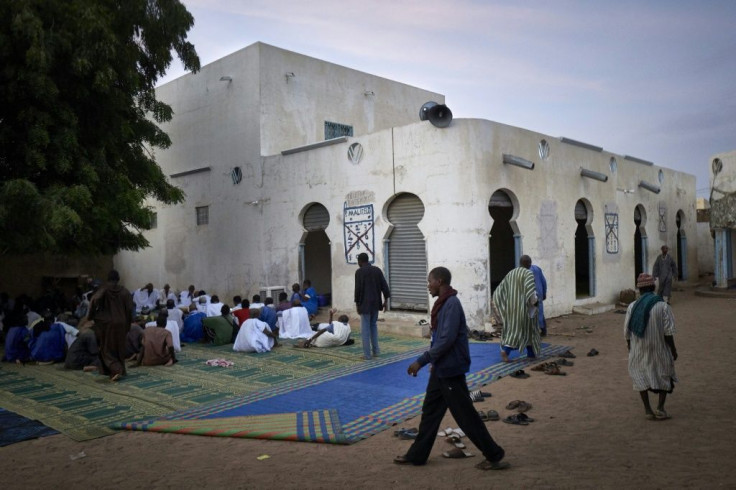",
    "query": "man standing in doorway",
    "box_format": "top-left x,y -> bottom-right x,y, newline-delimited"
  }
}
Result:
521,255 -> 548,336
354,252 -> 391,360
652,245 -> 678,304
